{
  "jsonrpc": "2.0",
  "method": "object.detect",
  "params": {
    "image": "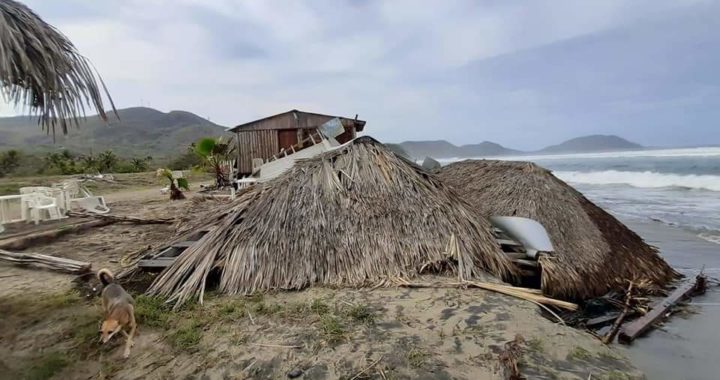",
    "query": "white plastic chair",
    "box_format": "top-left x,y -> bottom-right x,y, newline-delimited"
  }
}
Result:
54,180 -> 110,214
24,193 -> 63,225
0,194 -> 24,224
71,196 -> 110,214
20,187 -> 68,218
